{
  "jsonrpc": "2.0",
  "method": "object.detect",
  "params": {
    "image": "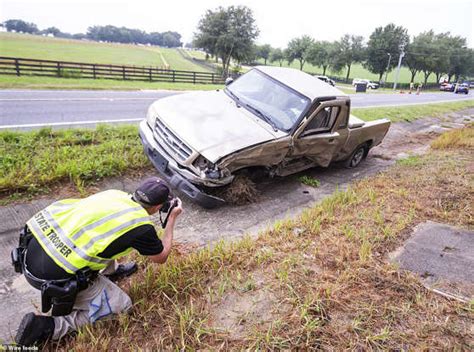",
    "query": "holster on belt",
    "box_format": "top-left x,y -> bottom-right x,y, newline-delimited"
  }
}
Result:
11,226 -> 31,274
41,280 -> 78,316
12,225 -> 96,316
